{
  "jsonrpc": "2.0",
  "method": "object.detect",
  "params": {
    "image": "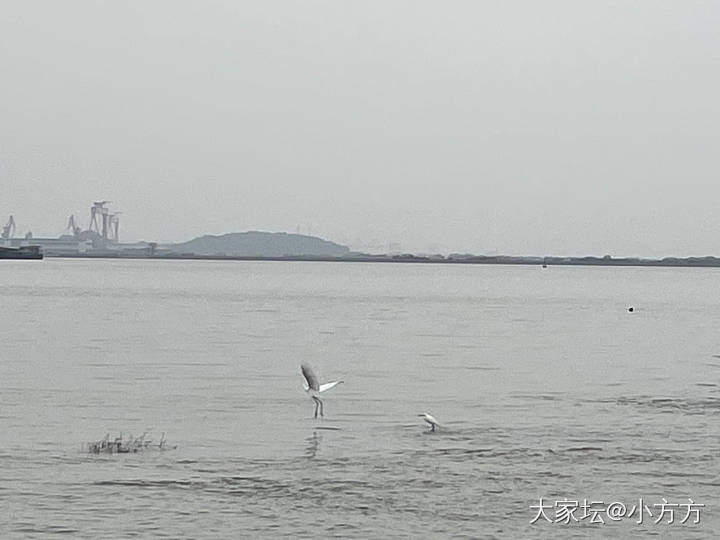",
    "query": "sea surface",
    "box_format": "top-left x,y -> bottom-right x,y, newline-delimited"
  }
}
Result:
1,259 -> 719,538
